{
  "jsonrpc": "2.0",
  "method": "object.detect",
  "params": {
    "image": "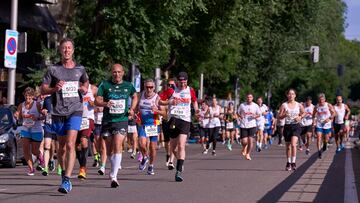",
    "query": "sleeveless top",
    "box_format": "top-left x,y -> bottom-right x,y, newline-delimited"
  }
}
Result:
316,102 -> 332,129
283,102 -> 301,125
334,103 -> 345,124
139,92 -> 160,126
169,86 -> 192,122
21,102 -> 43,133
209,105 -> 221,128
